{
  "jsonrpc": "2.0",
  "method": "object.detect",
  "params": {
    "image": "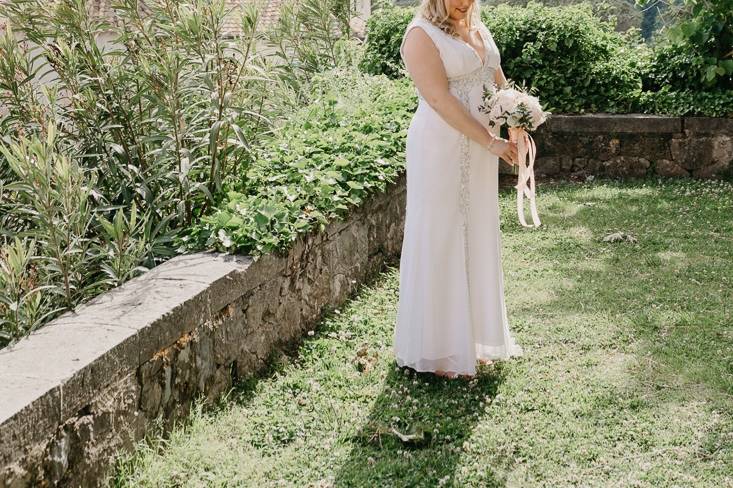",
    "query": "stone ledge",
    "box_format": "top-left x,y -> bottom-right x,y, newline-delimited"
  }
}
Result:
545,113 -> 683,134
684,116 -> 733,135
0,254 -> 253,468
